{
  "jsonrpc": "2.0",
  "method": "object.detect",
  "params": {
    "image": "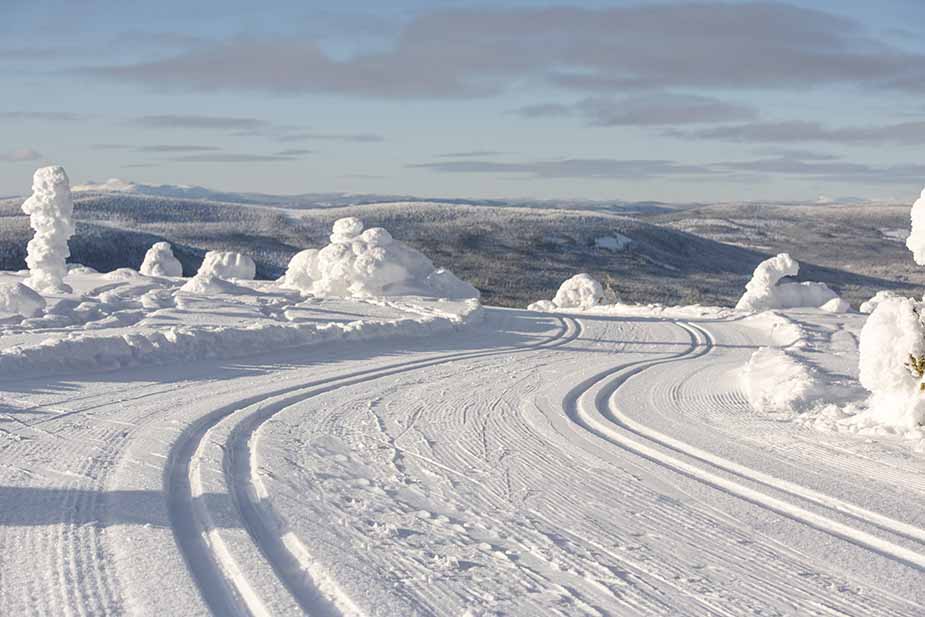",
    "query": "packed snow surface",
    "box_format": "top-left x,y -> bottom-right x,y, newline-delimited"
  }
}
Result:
21,165 -> 75,293
282,217 -> 479,299
139,242 -> 183,277
735,253 -> 839,311
0,281 -> 45,317
197,250 -> 256,280
529,273 -> 604,310
905,187 -> 925,264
